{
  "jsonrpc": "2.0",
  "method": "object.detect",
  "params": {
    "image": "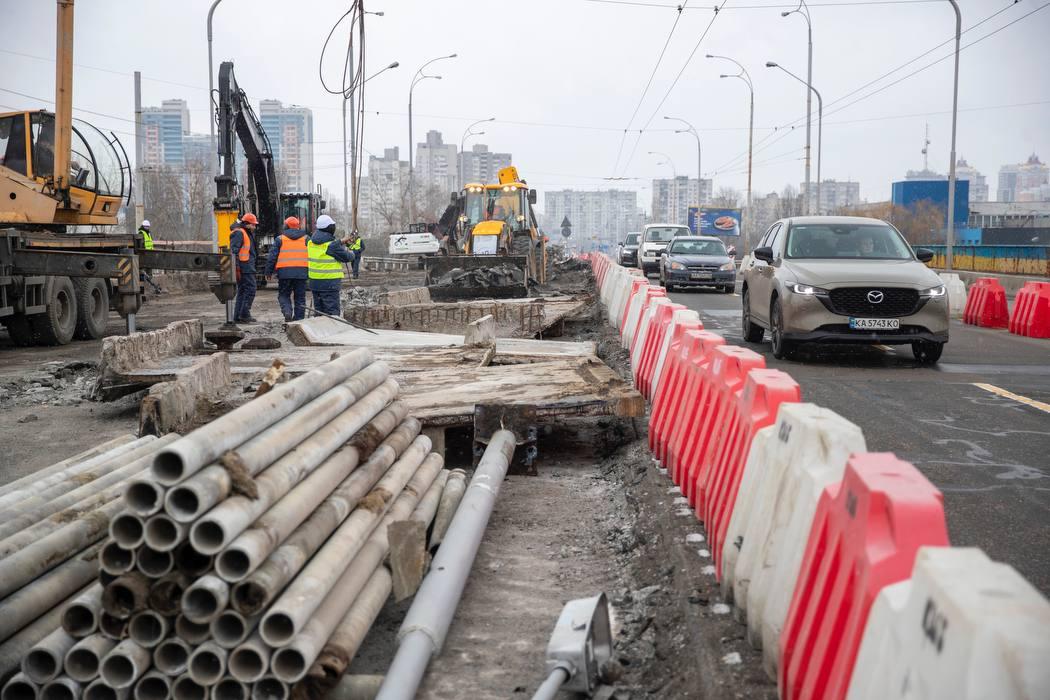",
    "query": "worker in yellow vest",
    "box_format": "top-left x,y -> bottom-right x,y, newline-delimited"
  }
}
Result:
308,214 -> 353,316
346,231 -> 364,279
137,219 -> 163,294
266,216 -> 309,321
